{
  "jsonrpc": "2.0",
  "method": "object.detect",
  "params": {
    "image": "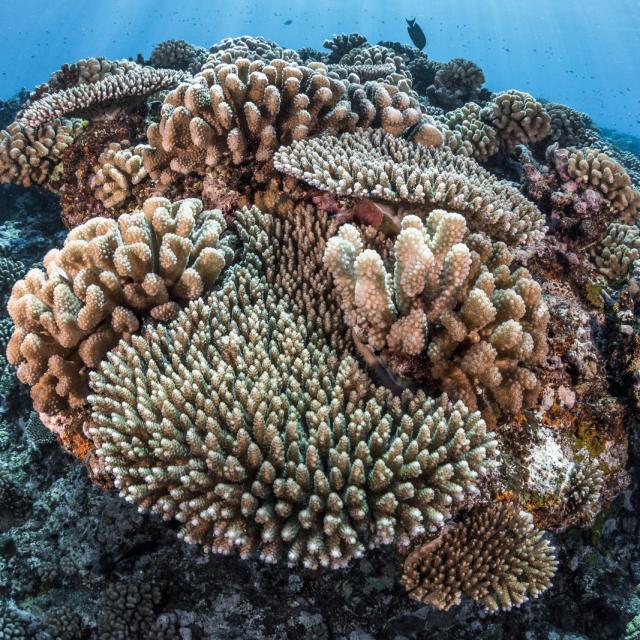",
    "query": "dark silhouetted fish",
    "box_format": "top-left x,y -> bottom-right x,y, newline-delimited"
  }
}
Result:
406,18 -> 426,50
284,19 -> 292,25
